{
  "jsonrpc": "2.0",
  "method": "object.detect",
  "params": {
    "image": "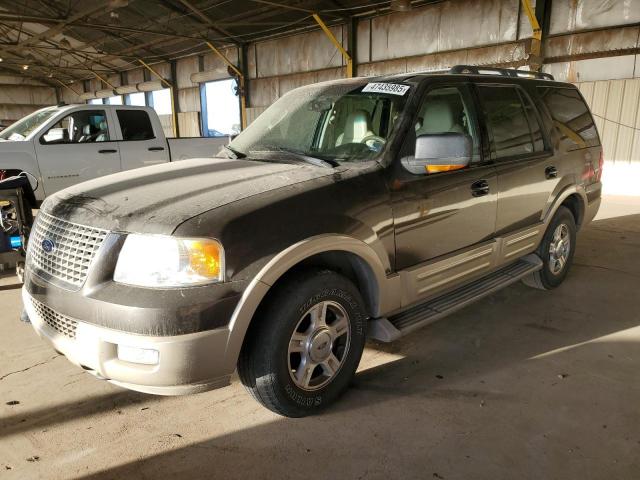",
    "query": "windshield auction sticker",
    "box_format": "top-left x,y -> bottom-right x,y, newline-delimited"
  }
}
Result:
362,83 -> 410,96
